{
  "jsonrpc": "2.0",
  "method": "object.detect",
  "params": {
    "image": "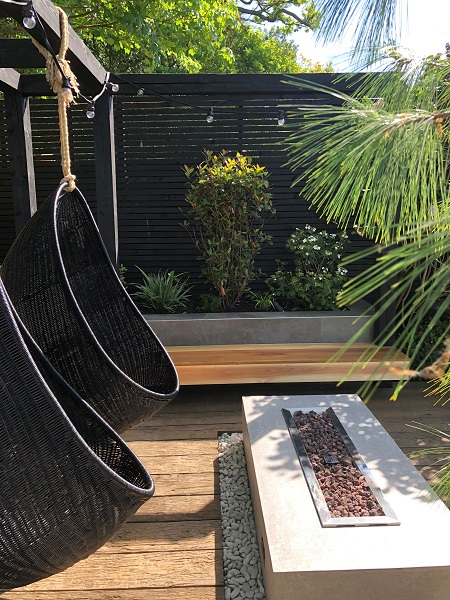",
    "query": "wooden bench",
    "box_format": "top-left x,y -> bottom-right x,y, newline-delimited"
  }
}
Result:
166,343 -> 408,386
